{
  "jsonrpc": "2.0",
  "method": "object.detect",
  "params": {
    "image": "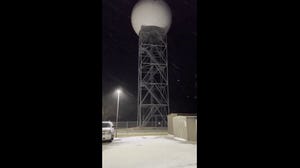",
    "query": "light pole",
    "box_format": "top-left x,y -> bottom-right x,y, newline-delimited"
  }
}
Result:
115,89 -> 121,138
